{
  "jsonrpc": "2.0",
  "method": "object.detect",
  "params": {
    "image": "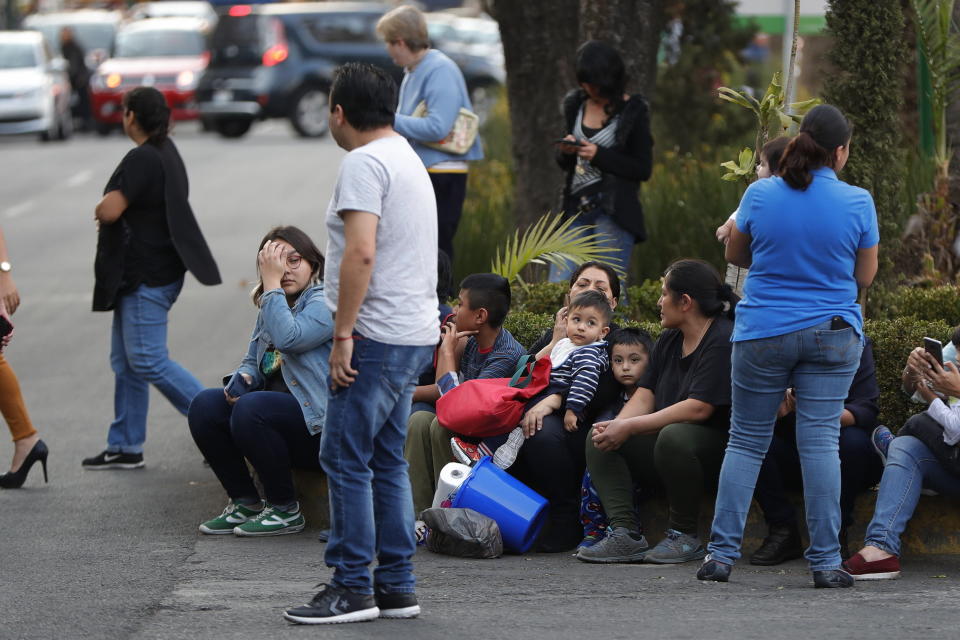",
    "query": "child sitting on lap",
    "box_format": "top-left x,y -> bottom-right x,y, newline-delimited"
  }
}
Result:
453,289 -> 613,468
